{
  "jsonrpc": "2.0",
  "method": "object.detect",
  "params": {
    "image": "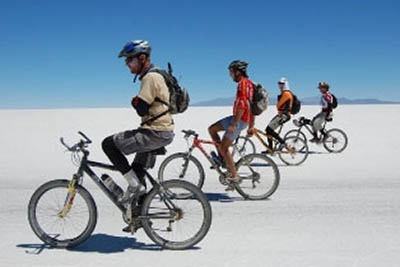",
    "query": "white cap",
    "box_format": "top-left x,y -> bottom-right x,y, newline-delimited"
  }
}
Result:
278,77 -> 290,90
